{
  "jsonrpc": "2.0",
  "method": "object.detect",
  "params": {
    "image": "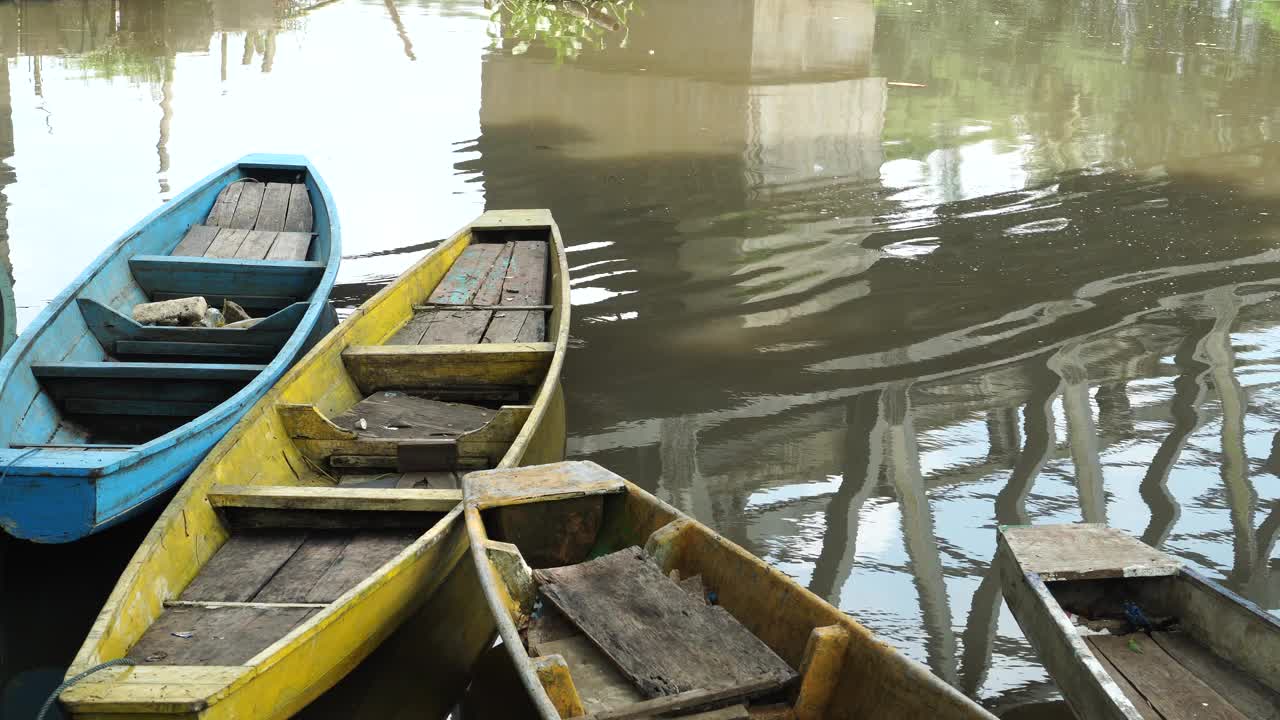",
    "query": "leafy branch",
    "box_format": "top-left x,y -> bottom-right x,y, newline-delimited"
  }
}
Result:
487,0 -> 635,62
